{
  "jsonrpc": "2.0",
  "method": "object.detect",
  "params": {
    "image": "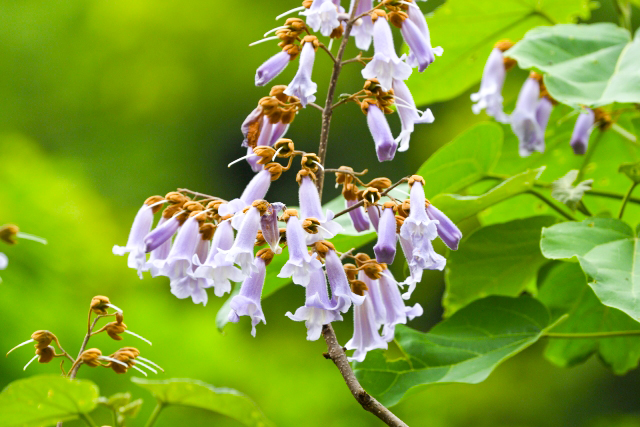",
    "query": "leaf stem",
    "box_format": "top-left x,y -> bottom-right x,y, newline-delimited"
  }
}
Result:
613,0 -> 633,31
576,129 -> 604,182
79,413 -> 98,427
526,189 -> 577,221
145,402 -> 165,427
544,330 -> 640,339
618,182 -> 638,219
